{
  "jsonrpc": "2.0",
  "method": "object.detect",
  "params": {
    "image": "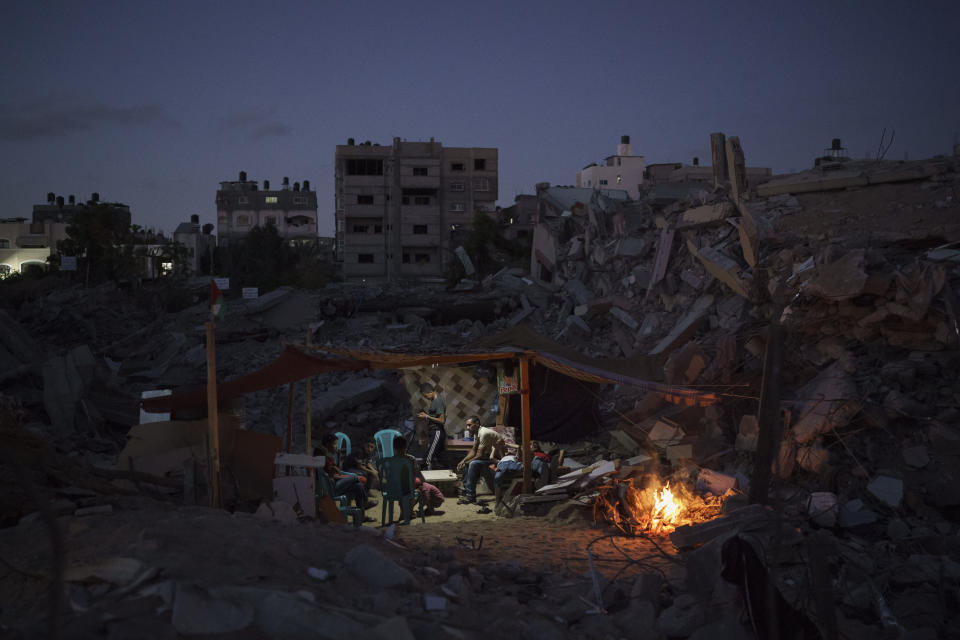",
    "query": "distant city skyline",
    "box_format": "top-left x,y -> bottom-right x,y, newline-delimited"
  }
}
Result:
2,0 -> 957,237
